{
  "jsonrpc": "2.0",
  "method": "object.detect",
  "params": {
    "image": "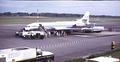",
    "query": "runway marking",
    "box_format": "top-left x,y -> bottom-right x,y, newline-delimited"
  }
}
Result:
40,38 -> 96,49
40,38 -> 108,48
39,35 -> 117,49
